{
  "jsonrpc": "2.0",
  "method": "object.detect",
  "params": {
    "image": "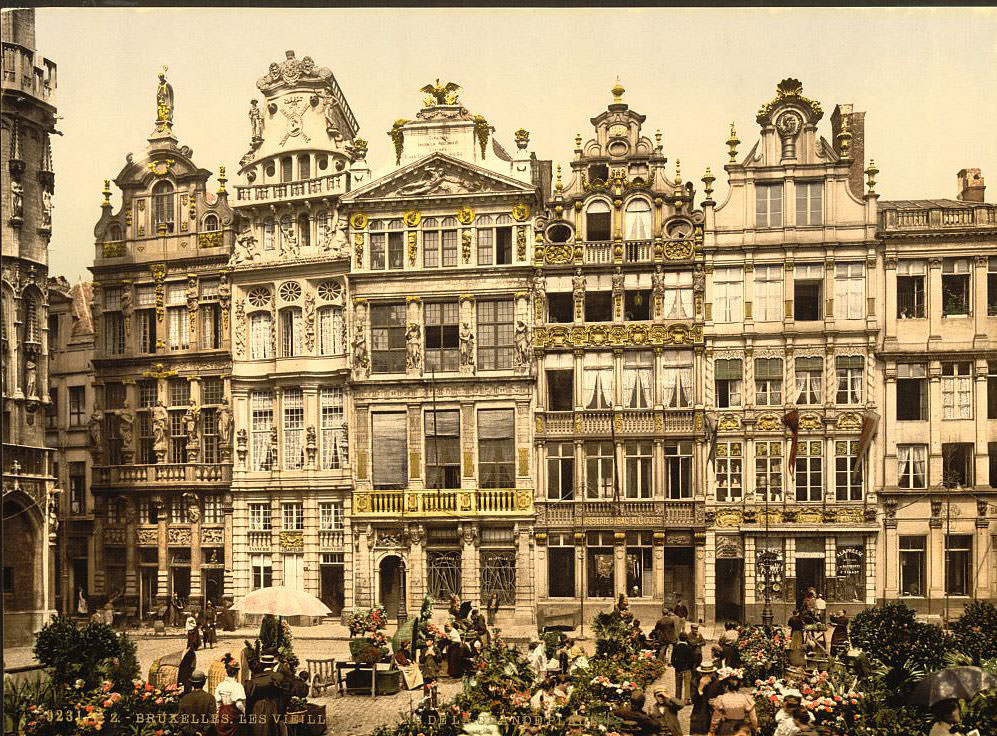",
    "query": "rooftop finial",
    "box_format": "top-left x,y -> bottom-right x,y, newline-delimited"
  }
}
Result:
101,179 -> 112,208
154,65 -> 174,134
674,159 -> 682,186
865,159 -> 879,196
555,164 -> 562,192
726,122 -> 740,164
702,166 -> 715,200
611,77 -> 625,103
217,166 -> 227,195
421,79 -> 461,106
